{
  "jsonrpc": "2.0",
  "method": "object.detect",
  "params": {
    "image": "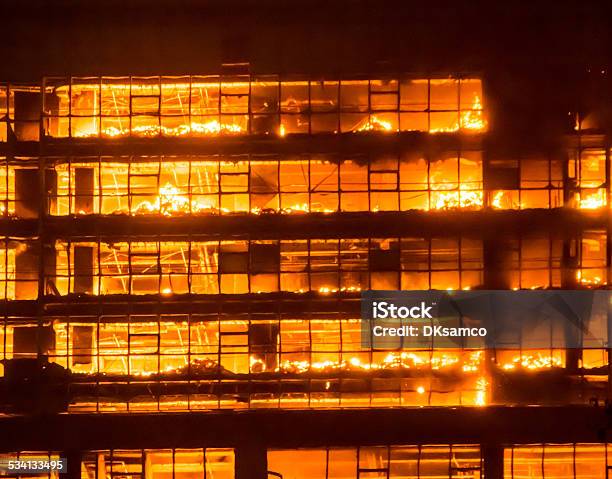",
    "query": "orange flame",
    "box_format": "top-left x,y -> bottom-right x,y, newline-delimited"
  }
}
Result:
74,120 -> 244,138
578,190 -> 606,209
430,95 -> 487,133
